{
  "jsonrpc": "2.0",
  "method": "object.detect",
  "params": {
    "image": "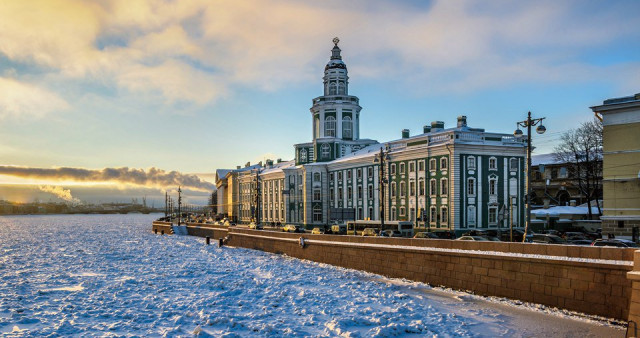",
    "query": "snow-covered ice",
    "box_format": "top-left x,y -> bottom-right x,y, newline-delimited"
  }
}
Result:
0,214 -> 626,337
